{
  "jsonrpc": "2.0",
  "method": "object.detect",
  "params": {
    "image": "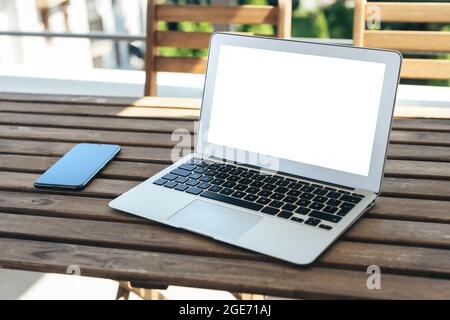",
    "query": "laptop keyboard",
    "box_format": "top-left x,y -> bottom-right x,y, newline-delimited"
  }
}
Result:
153,158 -> 366,231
